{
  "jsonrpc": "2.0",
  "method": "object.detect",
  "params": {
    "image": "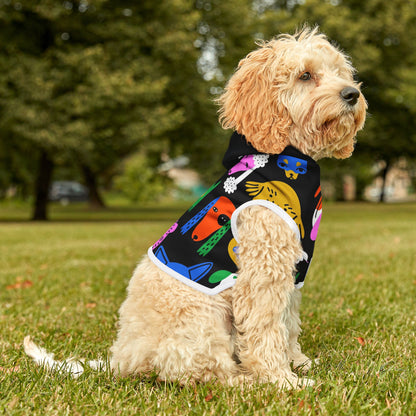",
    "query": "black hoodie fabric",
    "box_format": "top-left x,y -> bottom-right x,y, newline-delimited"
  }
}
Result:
148,132 -> 322,295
